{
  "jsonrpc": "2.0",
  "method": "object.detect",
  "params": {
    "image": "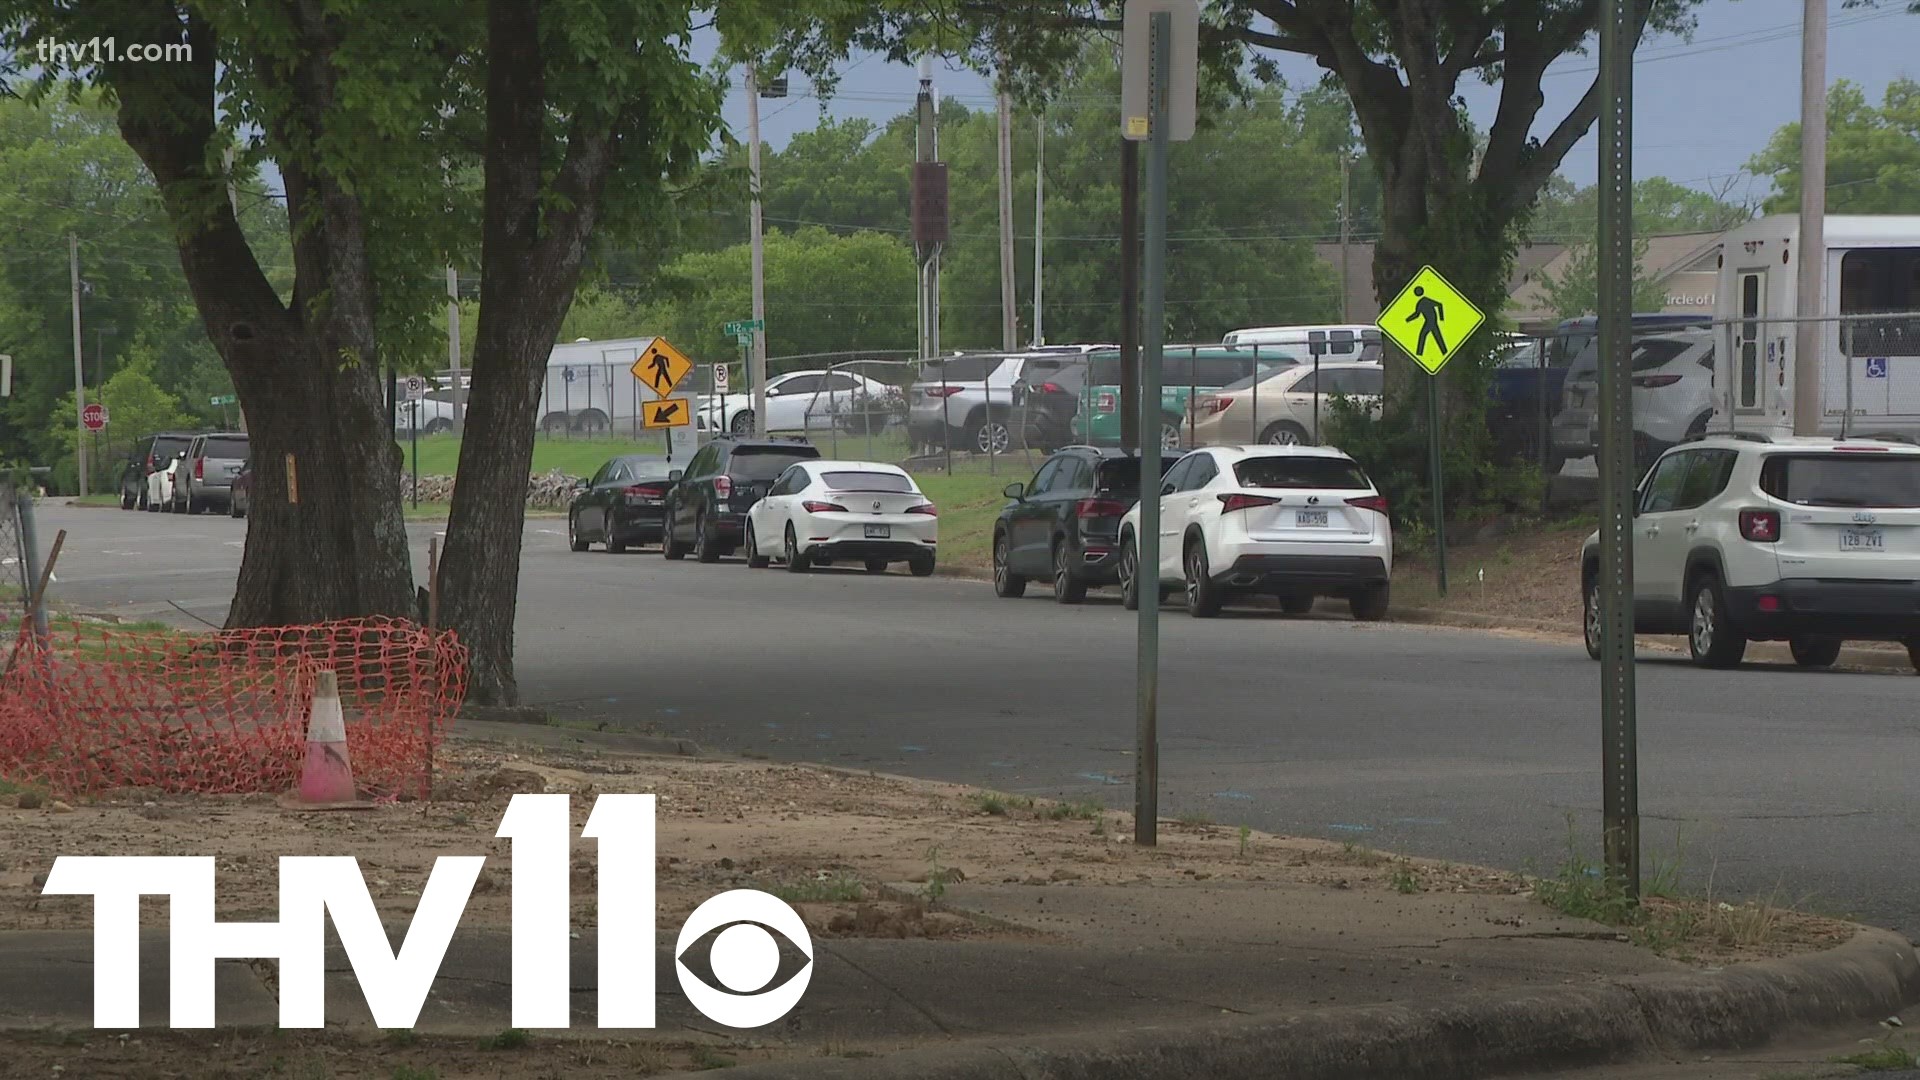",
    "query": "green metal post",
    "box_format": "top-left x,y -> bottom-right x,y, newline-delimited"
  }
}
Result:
1134,9 -> 1172,848
1427,374 -> 1447,596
